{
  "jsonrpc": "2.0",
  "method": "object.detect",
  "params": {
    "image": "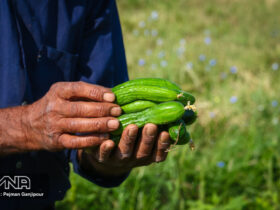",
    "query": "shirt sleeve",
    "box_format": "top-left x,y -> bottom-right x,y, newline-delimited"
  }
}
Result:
69,0 -> 129,187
